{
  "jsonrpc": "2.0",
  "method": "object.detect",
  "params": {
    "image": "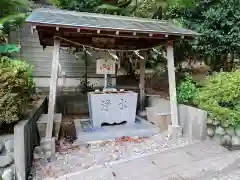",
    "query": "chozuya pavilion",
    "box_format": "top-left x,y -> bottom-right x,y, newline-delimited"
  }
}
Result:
25,8 -> 199,153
